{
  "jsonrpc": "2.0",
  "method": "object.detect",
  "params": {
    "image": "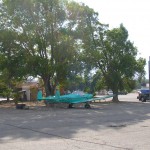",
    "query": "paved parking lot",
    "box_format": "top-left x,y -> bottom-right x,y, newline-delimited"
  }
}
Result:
0,93 -> 150,150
